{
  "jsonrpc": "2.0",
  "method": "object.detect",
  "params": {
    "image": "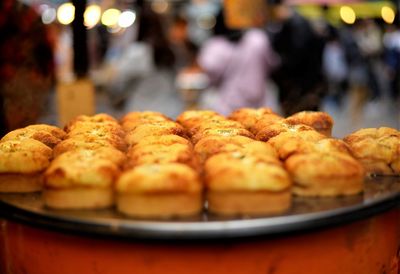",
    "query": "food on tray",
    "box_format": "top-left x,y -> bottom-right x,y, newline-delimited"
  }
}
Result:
285,152 -> 365,196
121,111 -> 172,132
133,134 -> 191,149
250,113 -> 285,134
344,127 -> 400,176
44,149 -> 121,209
64,113 -> 119,132
194,135 -> 277,163
1,125 -> 65,148
176,110 -> 224,129
255,121 -> 315,142
285,111 -> 334,137
116,163 -> 203,218
191,127 -> 254,144
228,107 -> 276,132
0,139 -> 52,192
126,143 -> 199,170
205,152 -> 291,216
